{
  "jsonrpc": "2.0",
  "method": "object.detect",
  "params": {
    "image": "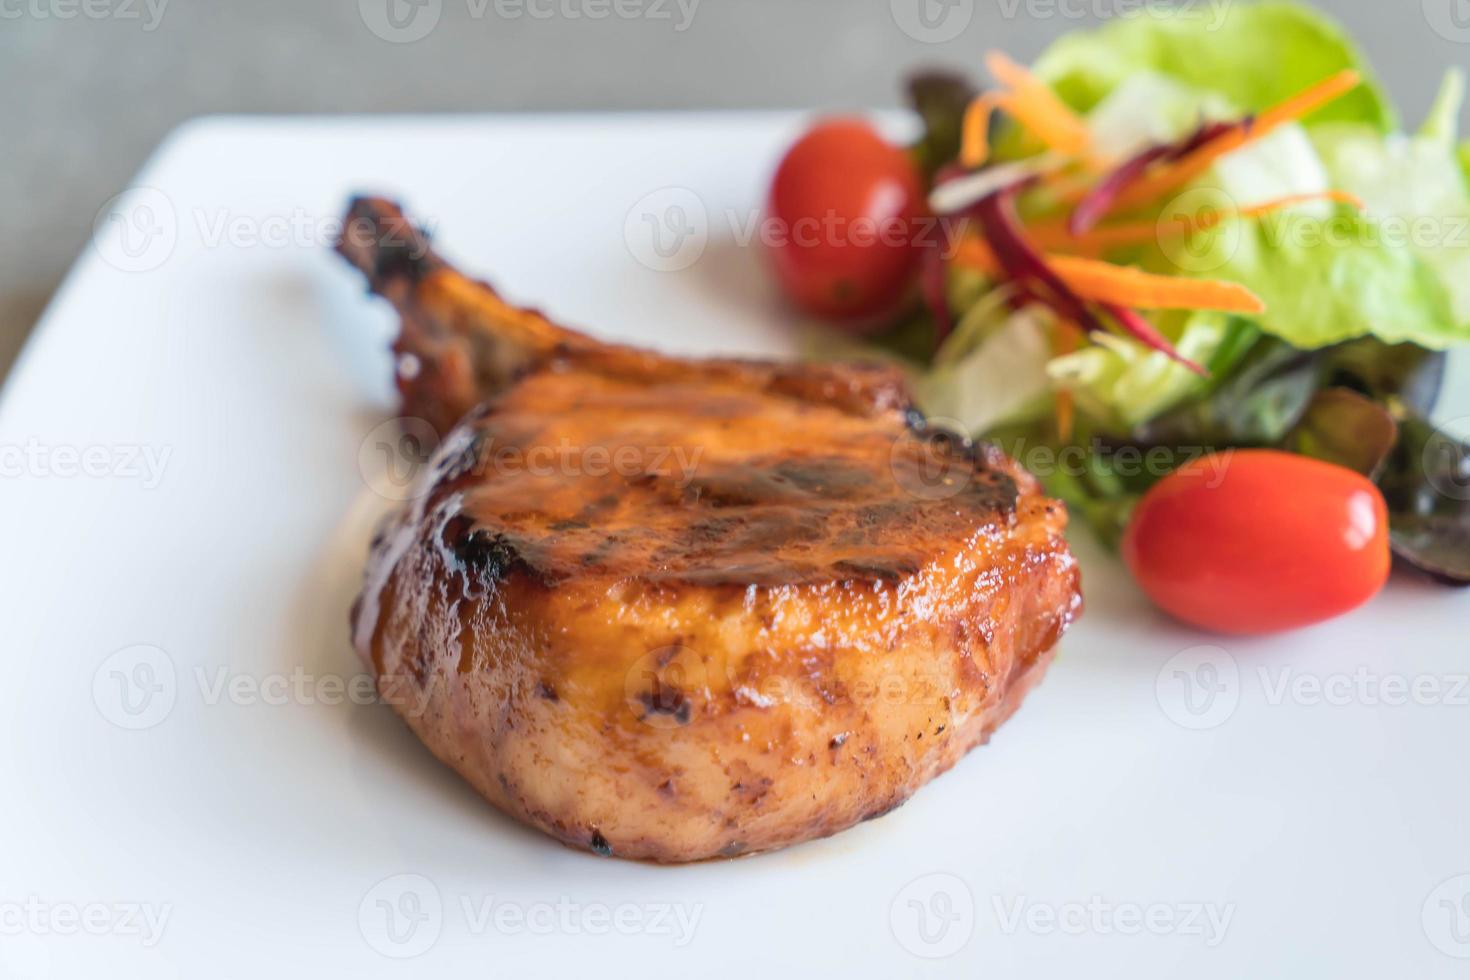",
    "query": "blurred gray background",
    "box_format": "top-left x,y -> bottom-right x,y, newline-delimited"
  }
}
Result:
3,0 -> 1466,377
